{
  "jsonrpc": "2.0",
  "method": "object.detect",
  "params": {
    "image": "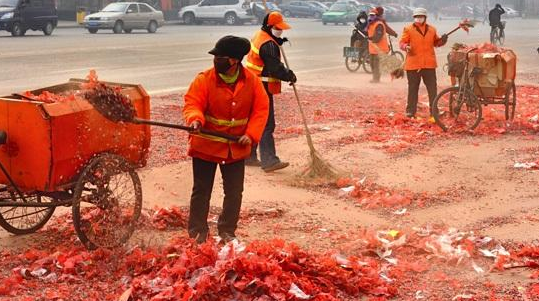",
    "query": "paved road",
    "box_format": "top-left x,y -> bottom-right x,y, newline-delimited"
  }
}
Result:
0,18 -> 537,97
